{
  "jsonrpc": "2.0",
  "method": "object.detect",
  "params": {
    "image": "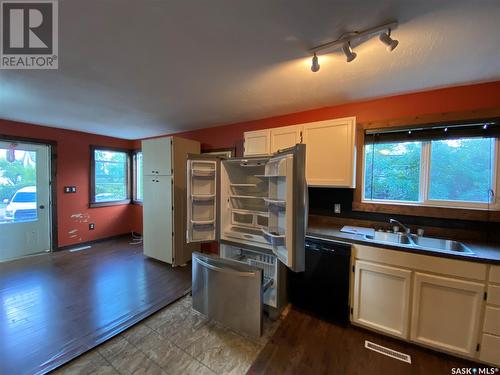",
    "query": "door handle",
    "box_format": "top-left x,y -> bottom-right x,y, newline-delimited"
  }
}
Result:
193,256 -> 258,277
39,205 -> 45,209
